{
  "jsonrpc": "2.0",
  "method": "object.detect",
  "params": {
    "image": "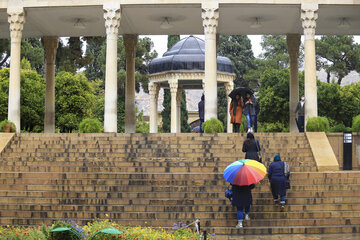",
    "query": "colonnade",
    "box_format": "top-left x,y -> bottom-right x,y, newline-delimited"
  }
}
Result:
6,2 -> 319,133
